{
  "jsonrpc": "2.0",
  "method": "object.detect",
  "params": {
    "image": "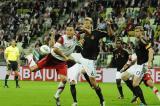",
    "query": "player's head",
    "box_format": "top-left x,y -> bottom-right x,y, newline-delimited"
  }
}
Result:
10,39 -> 16,47
66,25 -> 75,38
83,17 -> 93,29
134,26 -> 144,38
116,39 -> 122,49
